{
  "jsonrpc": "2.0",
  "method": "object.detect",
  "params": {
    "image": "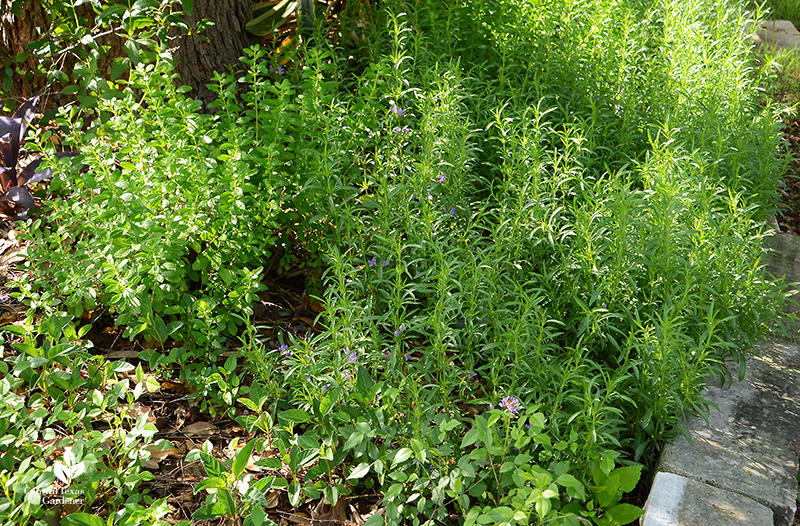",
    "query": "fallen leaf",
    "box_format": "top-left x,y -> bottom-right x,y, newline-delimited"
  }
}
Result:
141,459 -> 160,470
286,511 -> 312,525
181,421 -> 219,435
146,444 -> 182,460
105,349 -> 139,359
161,380 -> 188,394
266,490 -> 280,508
